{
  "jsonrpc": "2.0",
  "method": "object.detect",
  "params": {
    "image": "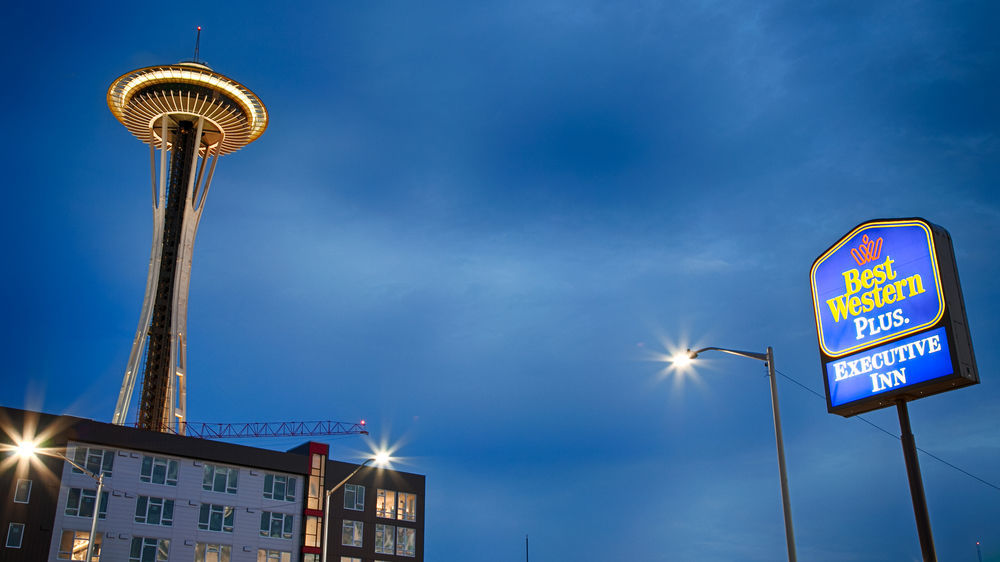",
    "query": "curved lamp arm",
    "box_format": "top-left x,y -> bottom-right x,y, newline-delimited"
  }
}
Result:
688,346 -> 768,363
